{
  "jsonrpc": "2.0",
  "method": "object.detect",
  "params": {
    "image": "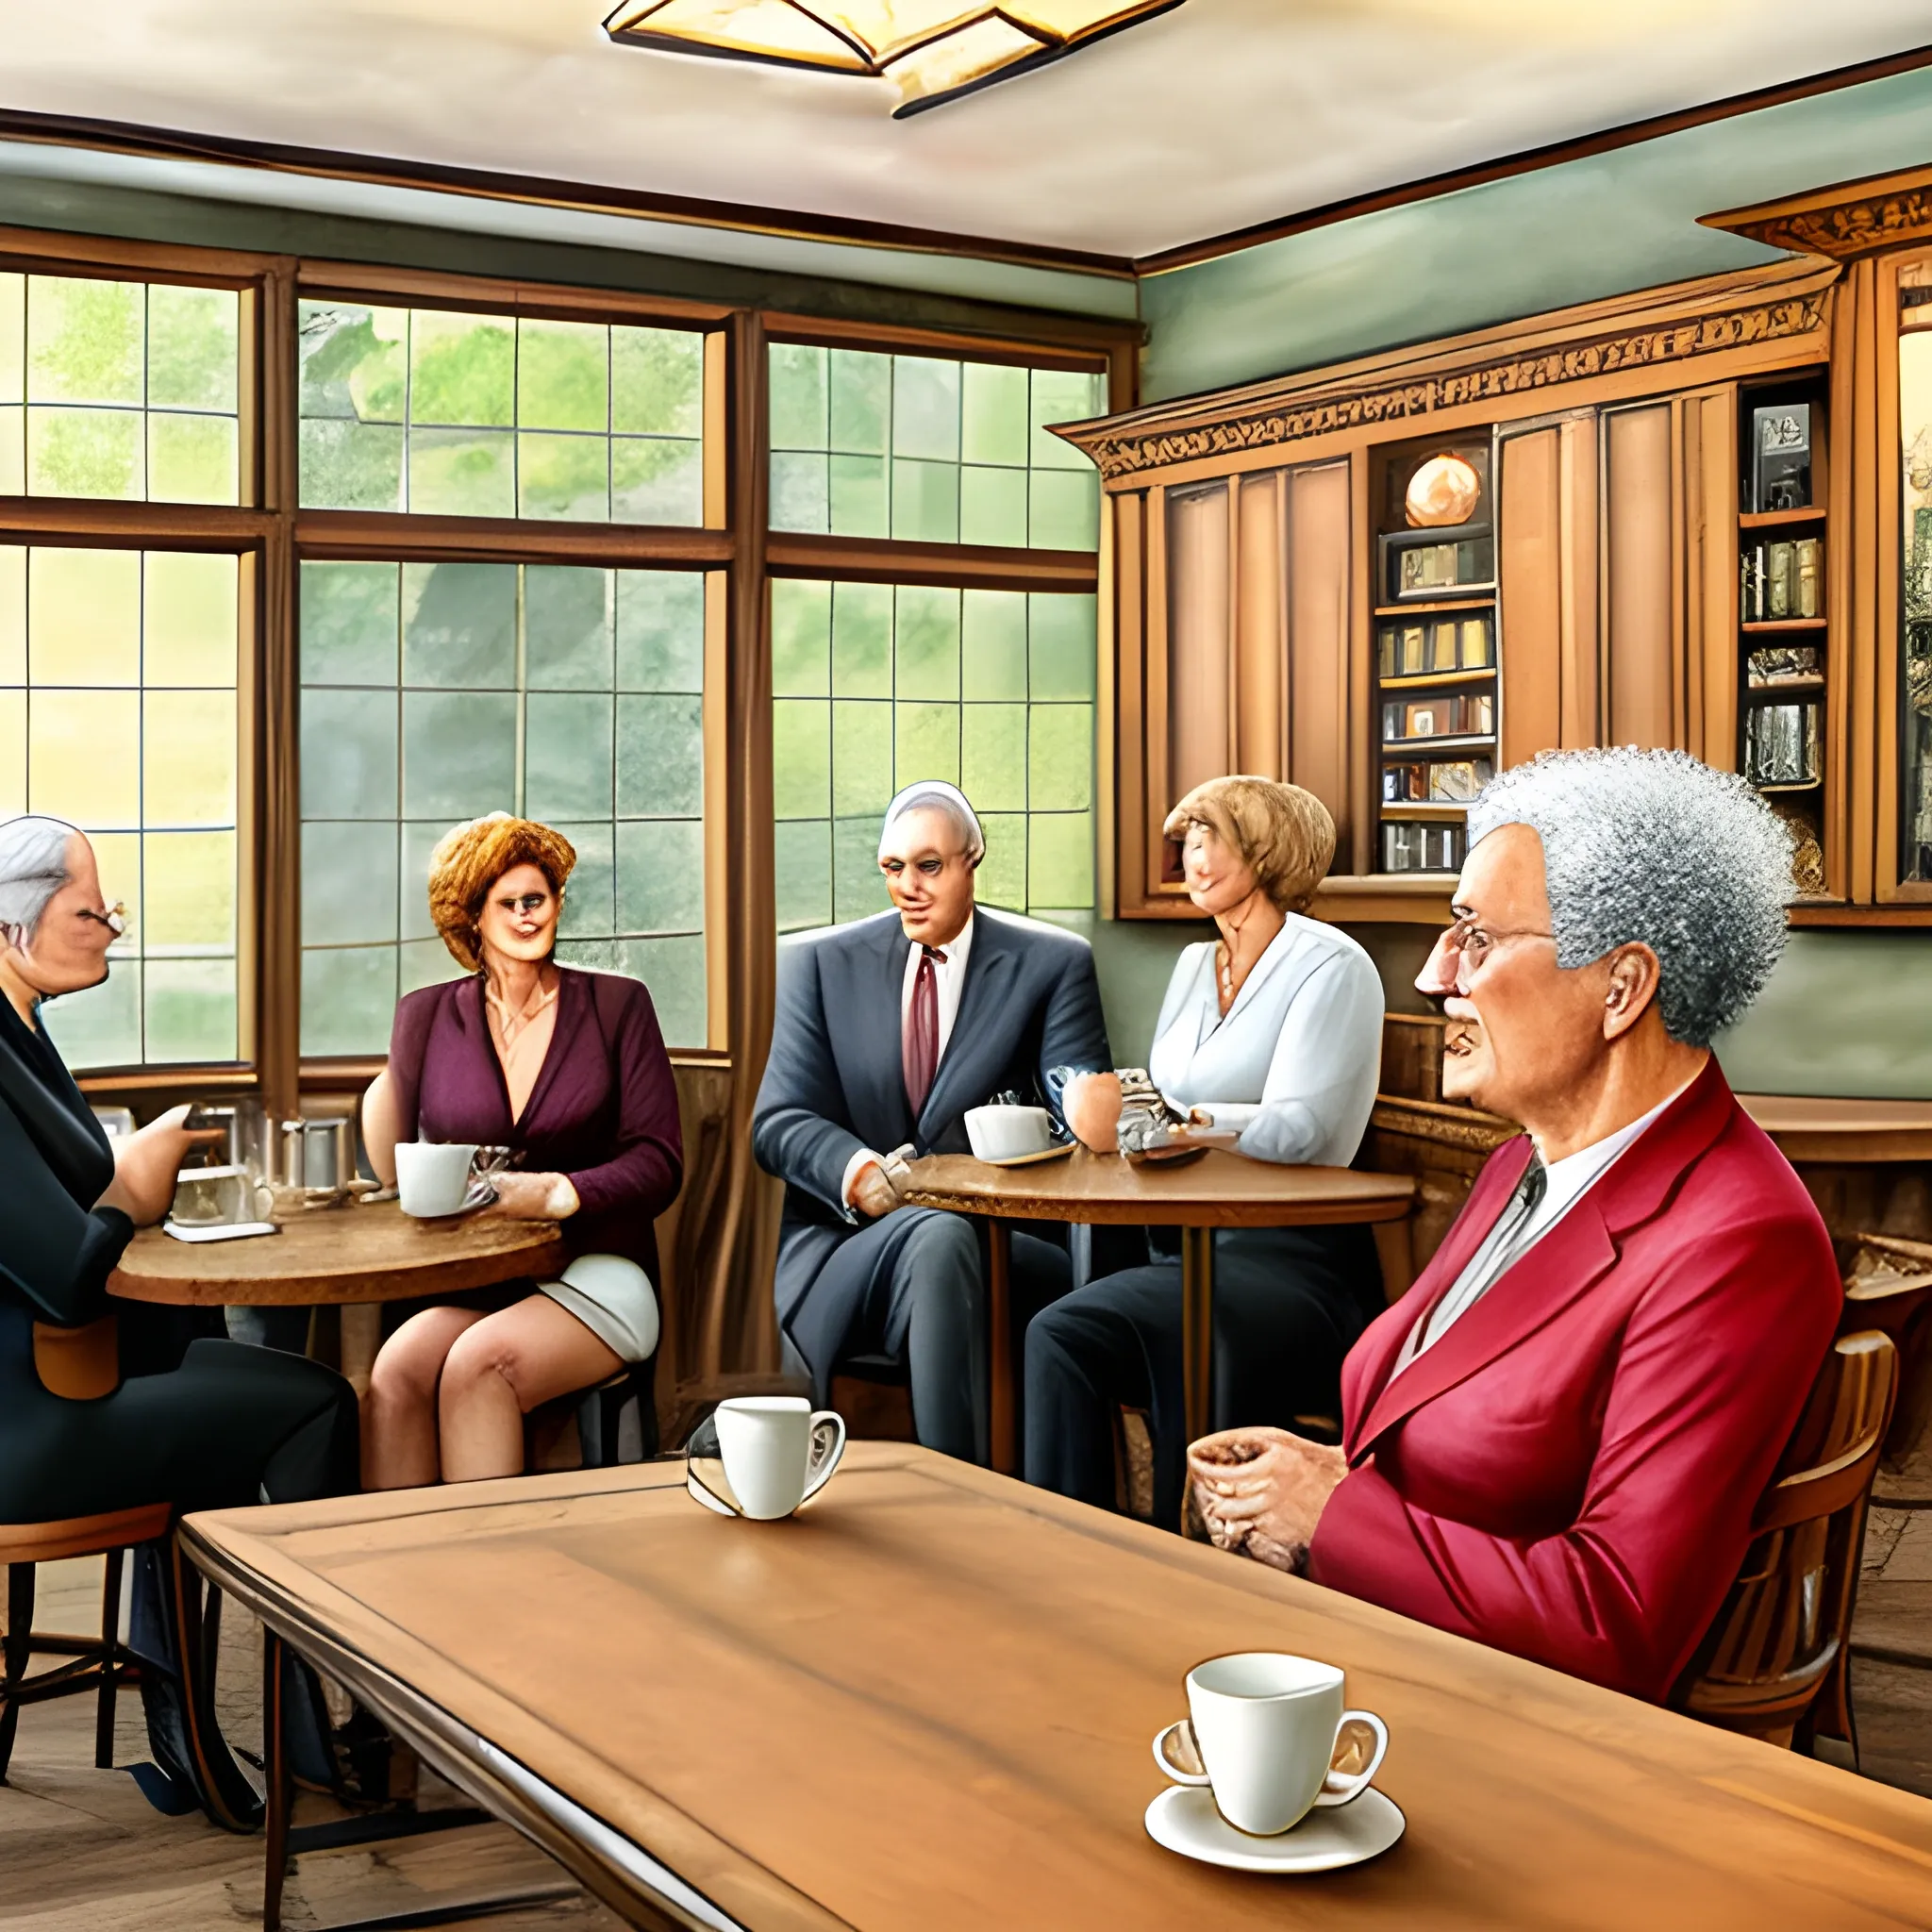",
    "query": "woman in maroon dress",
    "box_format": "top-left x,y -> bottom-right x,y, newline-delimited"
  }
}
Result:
360,814 -> 682,1487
